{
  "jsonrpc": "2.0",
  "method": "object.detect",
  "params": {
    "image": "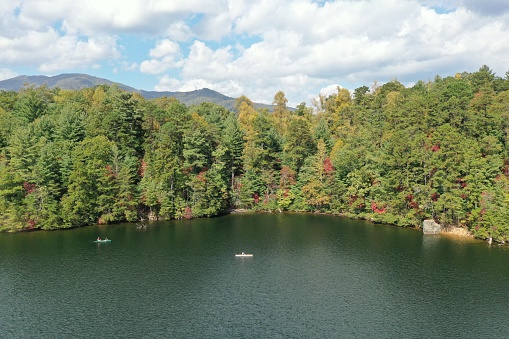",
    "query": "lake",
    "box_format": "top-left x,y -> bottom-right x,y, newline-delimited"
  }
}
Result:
1,213 -> 508,338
